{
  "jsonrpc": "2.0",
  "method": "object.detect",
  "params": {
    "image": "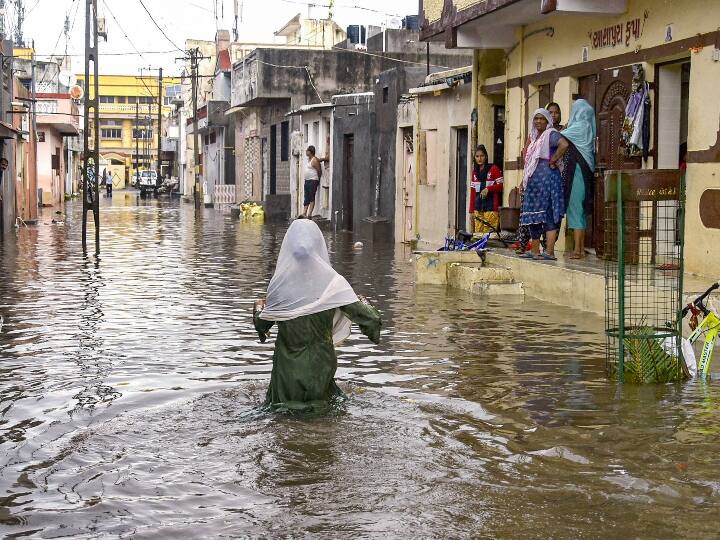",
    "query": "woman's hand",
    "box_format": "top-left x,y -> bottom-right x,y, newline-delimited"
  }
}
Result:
480,188 -> 489,199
